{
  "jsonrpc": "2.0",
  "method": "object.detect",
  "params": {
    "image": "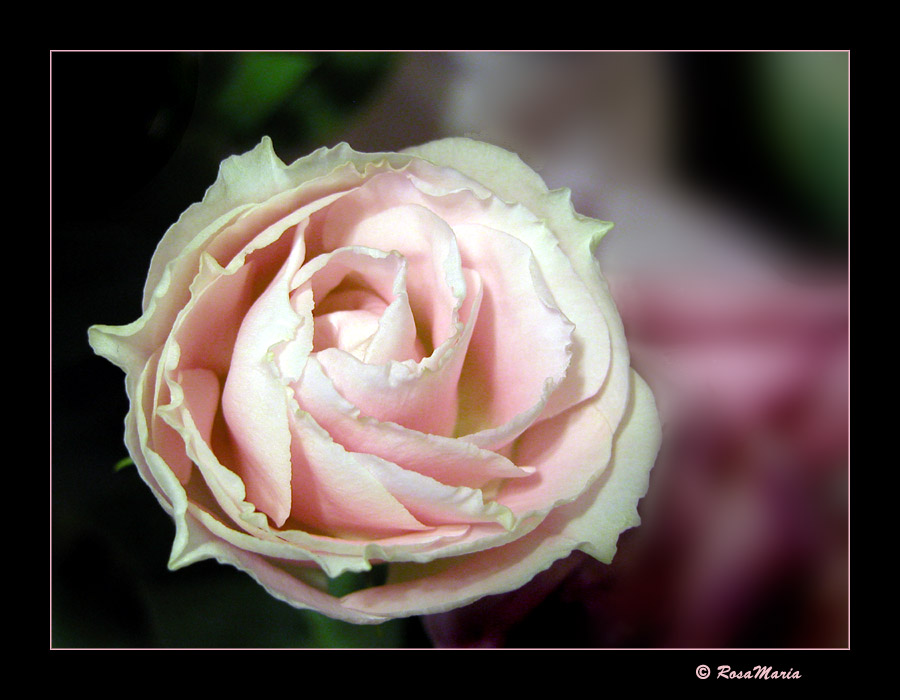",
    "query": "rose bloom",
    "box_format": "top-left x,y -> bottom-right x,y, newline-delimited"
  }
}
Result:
88,137 -> 660,624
